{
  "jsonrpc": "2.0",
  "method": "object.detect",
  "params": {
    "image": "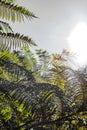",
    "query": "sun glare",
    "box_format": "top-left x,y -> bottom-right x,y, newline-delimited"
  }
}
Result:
68,22 -> 87,66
